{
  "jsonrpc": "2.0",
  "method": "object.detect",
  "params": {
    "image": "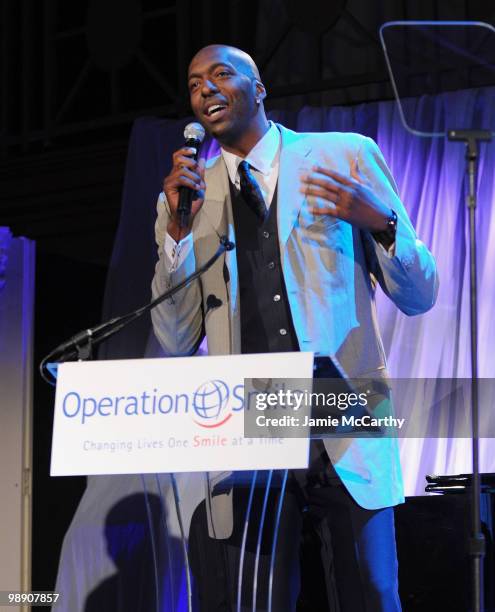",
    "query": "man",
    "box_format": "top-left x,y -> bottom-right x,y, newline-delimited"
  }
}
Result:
151,44 -> 438,611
